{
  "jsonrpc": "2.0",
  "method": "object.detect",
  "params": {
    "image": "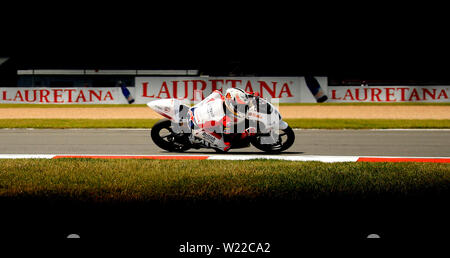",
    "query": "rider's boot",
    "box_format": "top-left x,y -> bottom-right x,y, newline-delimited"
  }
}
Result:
191,128 -> 231,152
240,127 -> 257,139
